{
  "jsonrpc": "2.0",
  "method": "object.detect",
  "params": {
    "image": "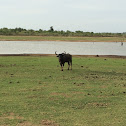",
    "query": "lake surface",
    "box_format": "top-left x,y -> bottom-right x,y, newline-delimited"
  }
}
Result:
0,41 -> 125,55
